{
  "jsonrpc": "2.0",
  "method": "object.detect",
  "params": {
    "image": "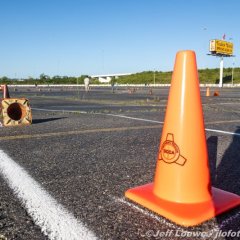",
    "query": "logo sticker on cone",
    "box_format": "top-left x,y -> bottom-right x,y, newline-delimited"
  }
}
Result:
125,50 -> 240,226
159,133 -> 186,166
